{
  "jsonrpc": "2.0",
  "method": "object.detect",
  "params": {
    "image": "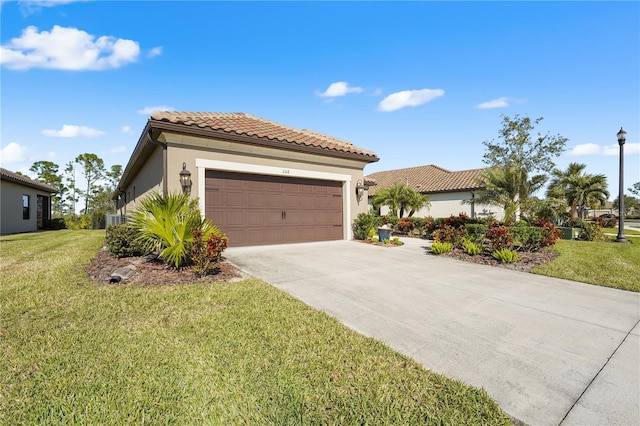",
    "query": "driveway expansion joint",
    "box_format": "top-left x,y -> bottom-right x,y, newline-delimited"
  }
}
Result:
558,317 -> 640,425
